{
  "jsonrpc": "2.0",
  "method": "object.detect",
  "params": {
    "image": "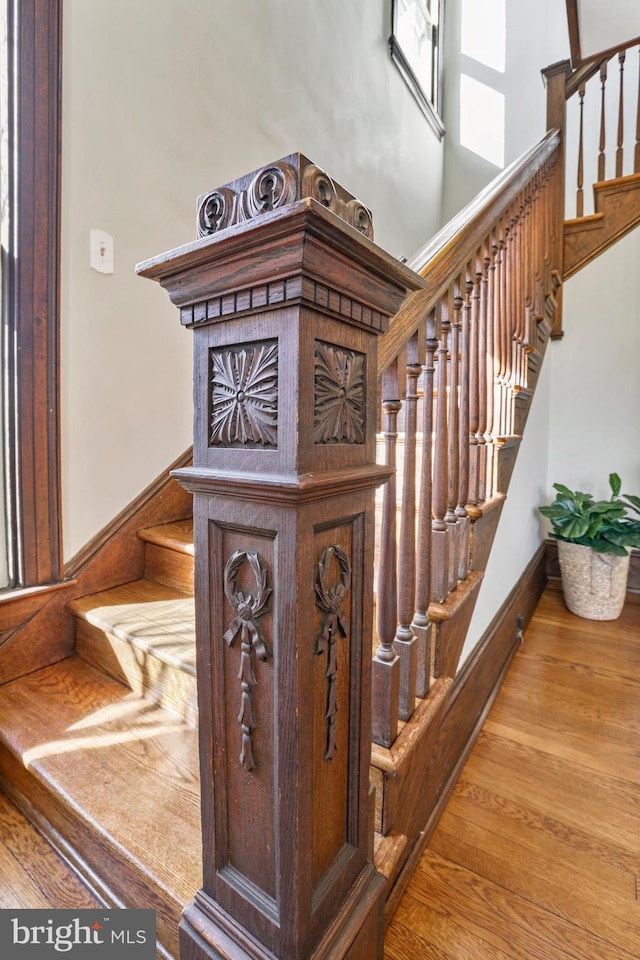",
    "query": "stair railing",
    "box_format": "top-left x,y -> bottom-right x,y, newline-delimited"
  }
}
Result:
371,128 -> 562,748
565,40 -> 640,219
139,126 -> 564,958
